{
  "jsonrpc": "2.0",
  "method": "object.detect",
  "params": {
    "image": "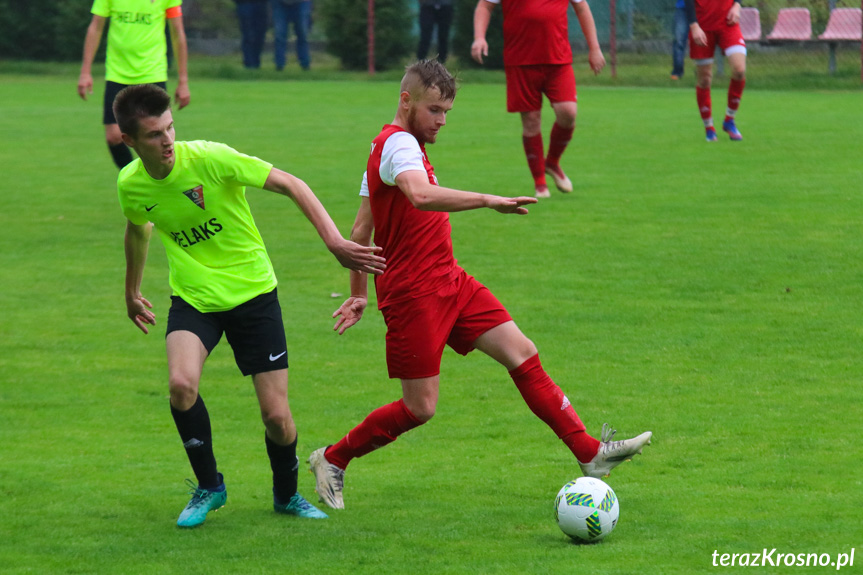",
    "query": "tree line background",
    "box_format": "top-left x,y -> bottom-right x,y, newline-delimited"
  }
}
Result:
1,0 -> 858,79
0,0 -> 503,71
